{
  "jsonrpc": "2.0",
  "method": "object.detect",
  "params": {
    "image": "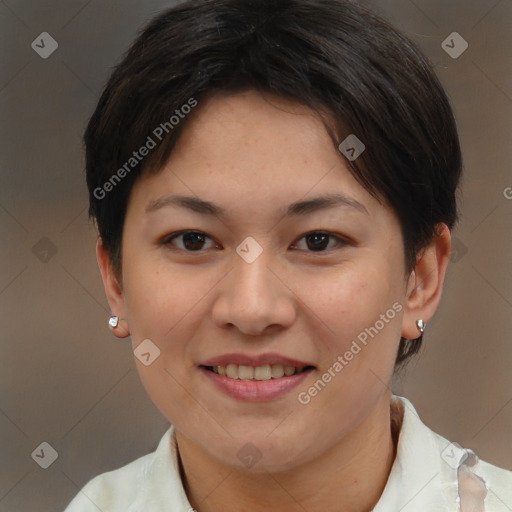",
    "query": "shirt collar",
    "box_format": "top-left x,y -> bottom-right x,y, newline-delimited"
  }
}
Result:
128,425 -> 192,511
373,395 -> 460,511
